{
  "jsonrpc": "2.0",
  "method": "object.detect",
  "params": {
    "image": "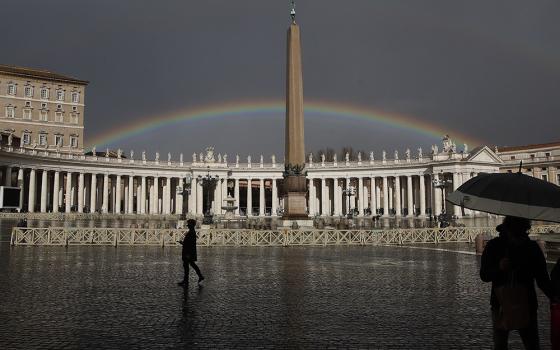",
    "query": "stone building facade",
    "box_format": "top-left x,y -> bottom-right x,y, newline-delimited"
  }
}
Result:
497,141 -> 560,185
0,65 -> 88,153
